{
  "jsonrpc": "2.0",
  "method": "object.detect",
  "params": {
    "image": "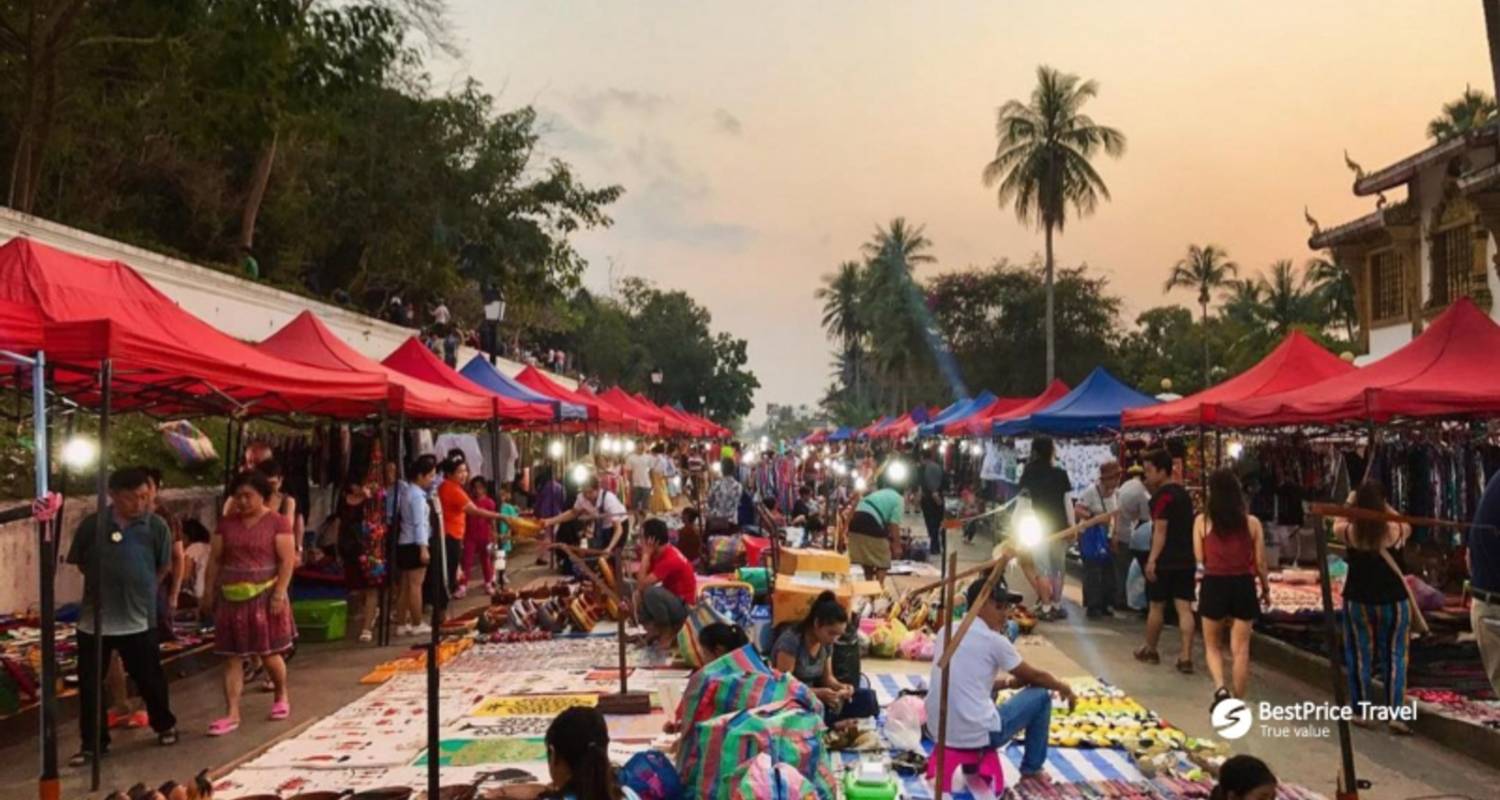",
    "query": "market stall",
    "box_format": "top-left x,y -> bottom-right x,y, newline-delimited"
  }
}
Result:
458,356 -> 589,423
